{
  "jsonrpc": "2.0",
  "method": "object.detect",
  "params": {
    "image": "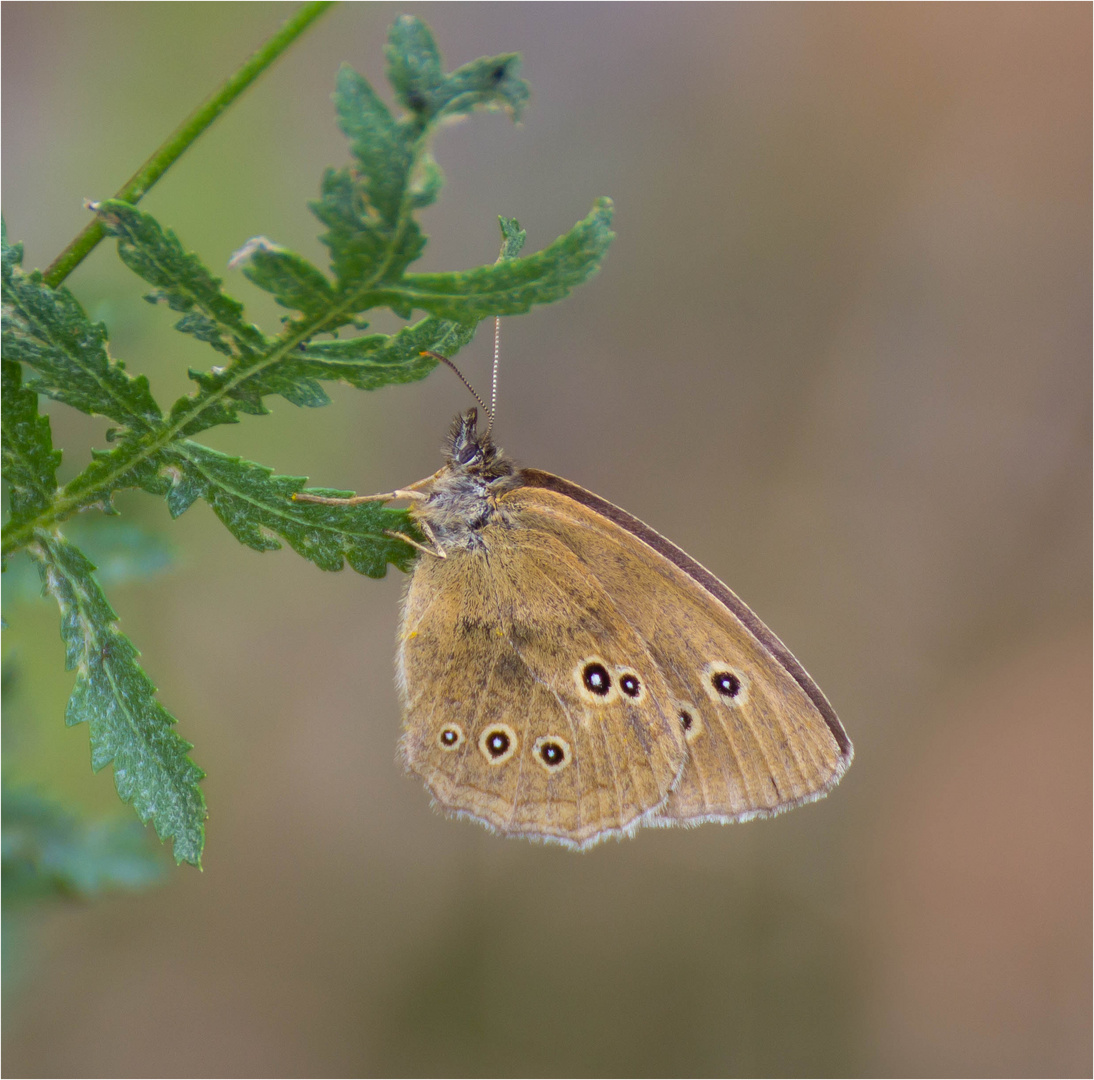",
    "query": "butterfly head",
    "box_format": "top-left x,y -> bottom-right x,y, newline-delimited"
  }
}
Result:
445,408 -> 514,482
